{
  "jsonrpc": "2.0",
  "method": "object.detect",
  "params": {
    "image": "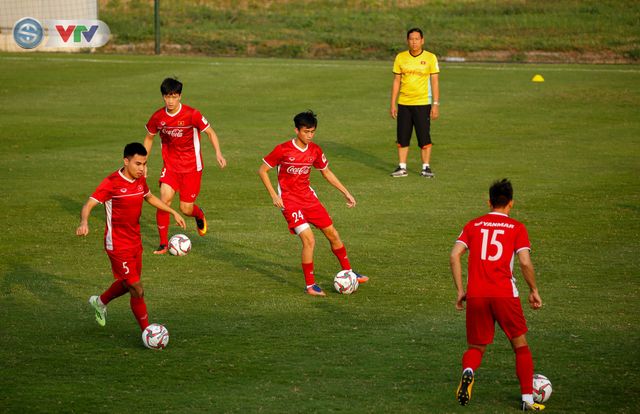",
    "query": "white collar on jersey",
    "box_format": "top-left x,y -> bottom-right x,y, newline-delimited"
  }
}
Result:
488,211 -> 509,217
165,103 -> 182,117
291,138 -> 309,152
118,168 -> 136,183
